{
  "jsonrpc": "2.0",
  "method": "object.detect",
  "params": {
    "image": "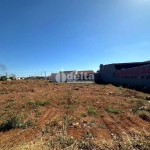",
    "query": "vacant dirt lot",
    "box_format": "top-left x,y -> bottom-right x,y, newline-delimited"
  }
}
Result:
0,80 -> 150,150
